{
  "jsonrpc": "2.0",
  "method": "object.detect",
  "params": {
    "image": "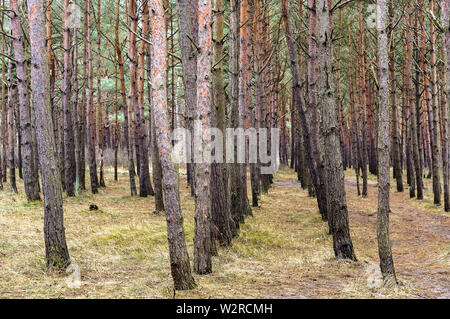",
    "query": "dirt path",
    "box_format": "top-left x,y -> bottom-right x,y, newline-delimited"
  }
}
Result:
269,171 -> 449,299
342,175 -> 449,298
